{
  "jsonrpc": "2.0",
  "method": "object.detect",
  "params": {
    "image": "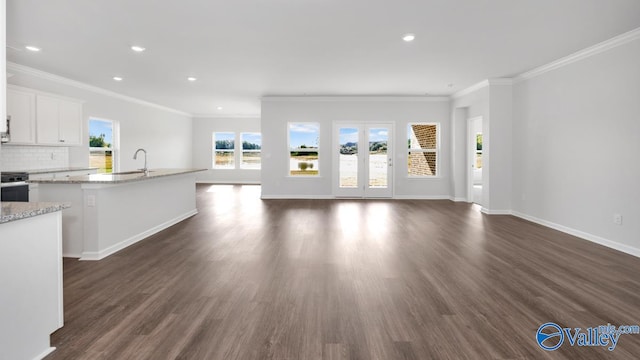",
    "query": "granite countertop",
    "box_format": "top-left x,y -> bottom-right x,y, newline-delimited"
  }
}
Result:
0,202 -> 71,224
11,167 -> 99,174
29,168 -> 206,185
